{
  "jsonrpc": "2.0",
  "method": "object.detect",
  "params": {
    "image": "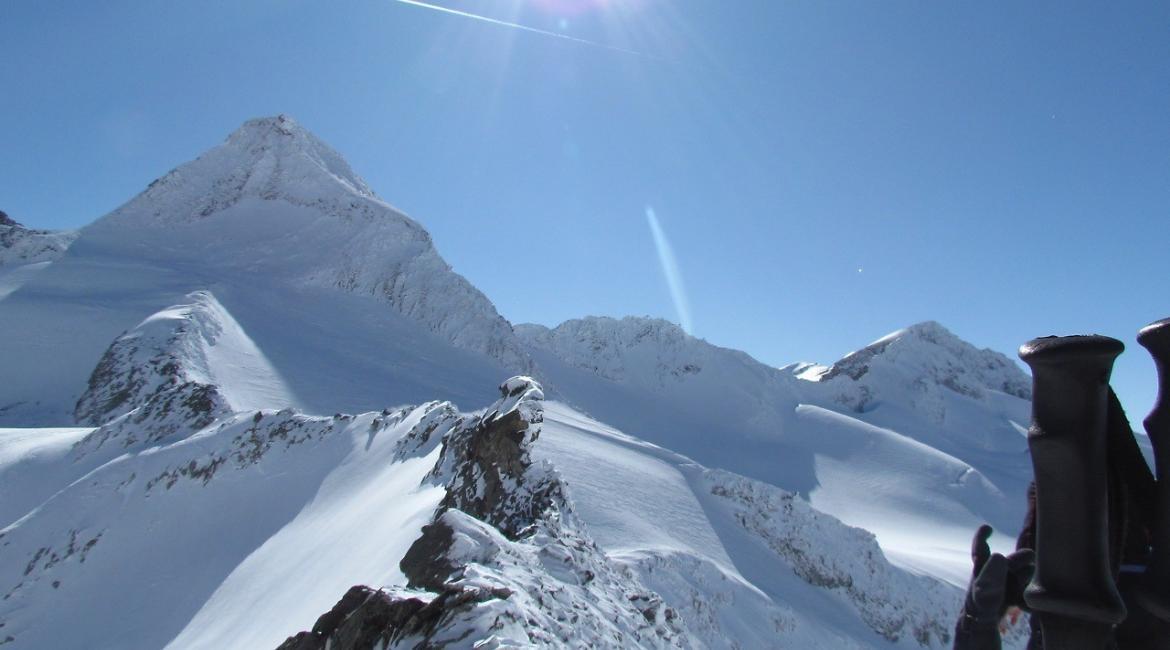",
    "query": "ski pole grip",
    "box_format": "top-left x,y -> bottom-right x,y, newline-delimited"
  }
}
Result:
1136,318 -> 1170,620
1019,335 -> 1127,627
